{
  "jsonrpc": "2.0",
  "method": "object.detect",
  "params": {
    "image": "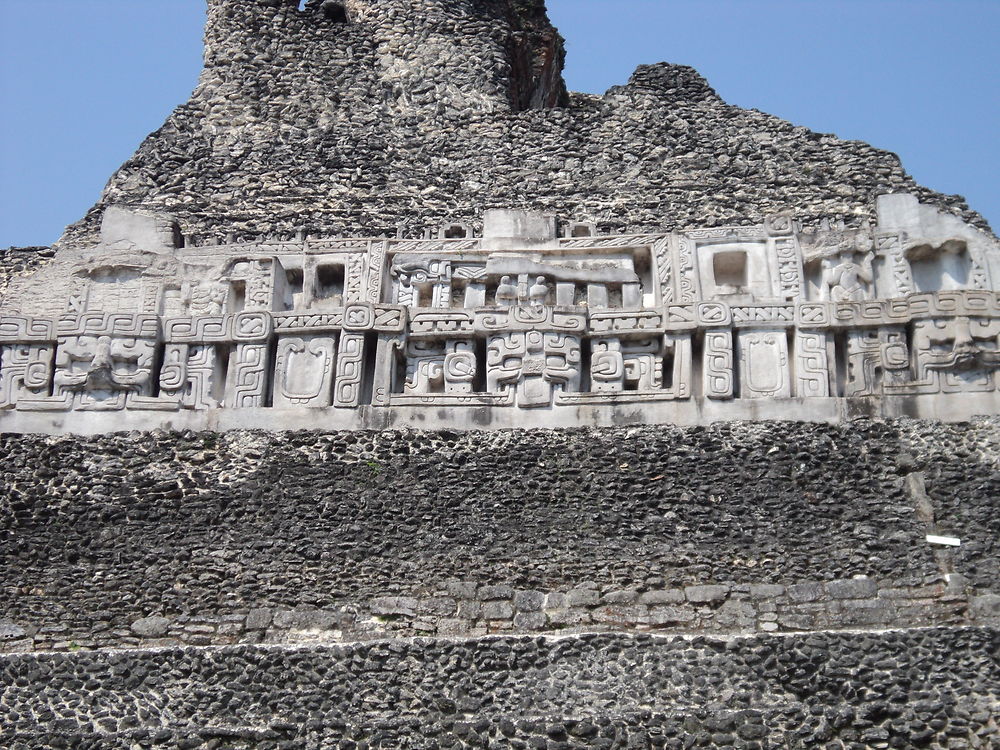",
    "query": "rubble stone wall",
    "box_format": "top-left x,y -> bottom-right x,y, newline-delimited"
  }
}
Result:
58,0 -> 989,249
2,419 -> 998,652
2,628 -> 997,748
0,247 -> 53,302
